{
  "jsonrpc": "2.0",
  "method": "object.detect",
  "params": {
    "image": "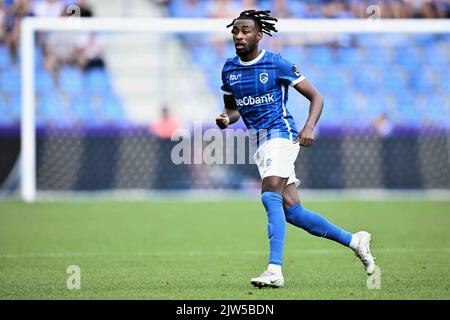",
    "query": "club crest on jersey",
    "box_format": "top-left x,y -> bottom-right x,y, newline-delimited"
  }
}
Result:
259,73 -> 269,84
292,65 -> 301,77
